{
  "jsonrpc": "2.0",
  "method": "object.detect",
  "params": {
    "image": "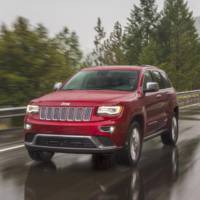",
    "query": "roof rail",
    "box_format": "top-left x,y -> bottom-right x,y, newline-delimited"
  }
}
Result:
141,65 -> 154,67
141,65 -> 158,68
